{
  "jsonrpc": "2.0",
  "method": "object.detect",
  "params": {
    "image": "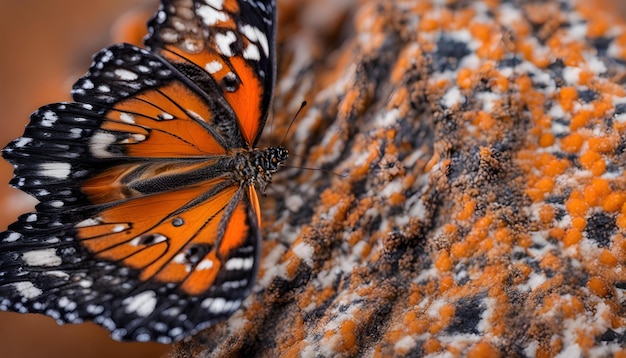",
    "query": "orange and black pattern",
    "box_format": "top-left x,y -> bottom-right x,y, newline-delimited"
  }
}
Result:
0,0 -> 284,343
